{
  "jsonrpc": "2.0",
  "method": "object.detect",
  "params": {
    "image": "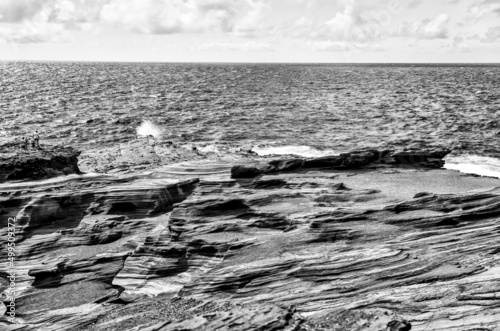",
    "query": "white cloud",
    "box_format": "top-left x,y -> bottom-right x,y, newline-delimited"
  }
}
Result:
465,0 -> 500,22
198,41 -> 274,51
289,0 -> 390,44
0,19 -> 68,44
439,35 -> 472,52
408,0 -> 423,8
0,0 -> 71,43
307,40 -> 349,52
483,26 -> 500,42
0,0 -> 104,43
50,0 -> 108,29
0,0 -> 105,27
0,0 -> 50,23
307,40 -> 383,53
397,13 -> 449,39
100,0 -> 268,36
